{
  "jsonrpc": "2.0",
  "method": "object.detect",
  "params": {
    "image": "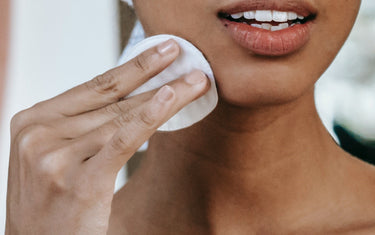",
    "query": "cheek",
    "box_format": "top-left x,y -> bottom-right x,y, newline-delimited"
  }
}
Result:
135,0 -> 208,37
312,0 -> 361,59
